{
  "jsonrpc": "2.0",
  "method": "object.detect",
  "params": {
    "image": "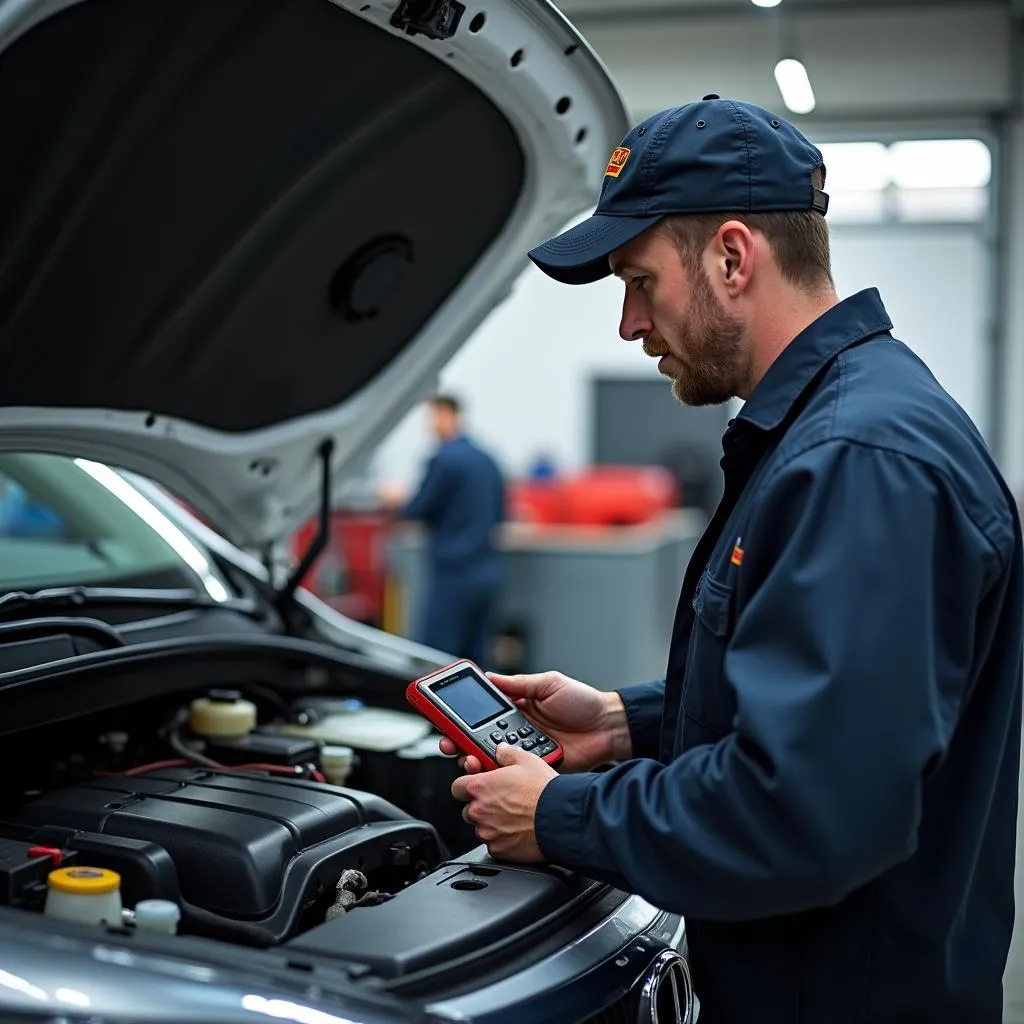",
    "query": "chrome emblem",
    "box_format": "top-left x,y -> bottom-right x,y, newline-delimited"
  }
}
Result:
638,949 -> 693,1024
